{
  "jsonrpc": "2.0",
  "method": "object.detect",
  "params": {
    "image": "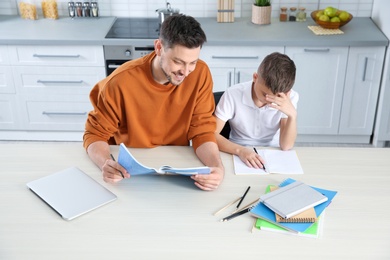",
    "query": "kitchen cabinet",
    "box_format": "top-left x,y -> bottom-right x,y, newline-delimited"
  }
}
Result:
339,46 -> 385,136
285,47 -> 348,135
286,46 -> 385,143
0,45 -> 105,141
200,46 -> 284,91
0,46 -> 14,94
